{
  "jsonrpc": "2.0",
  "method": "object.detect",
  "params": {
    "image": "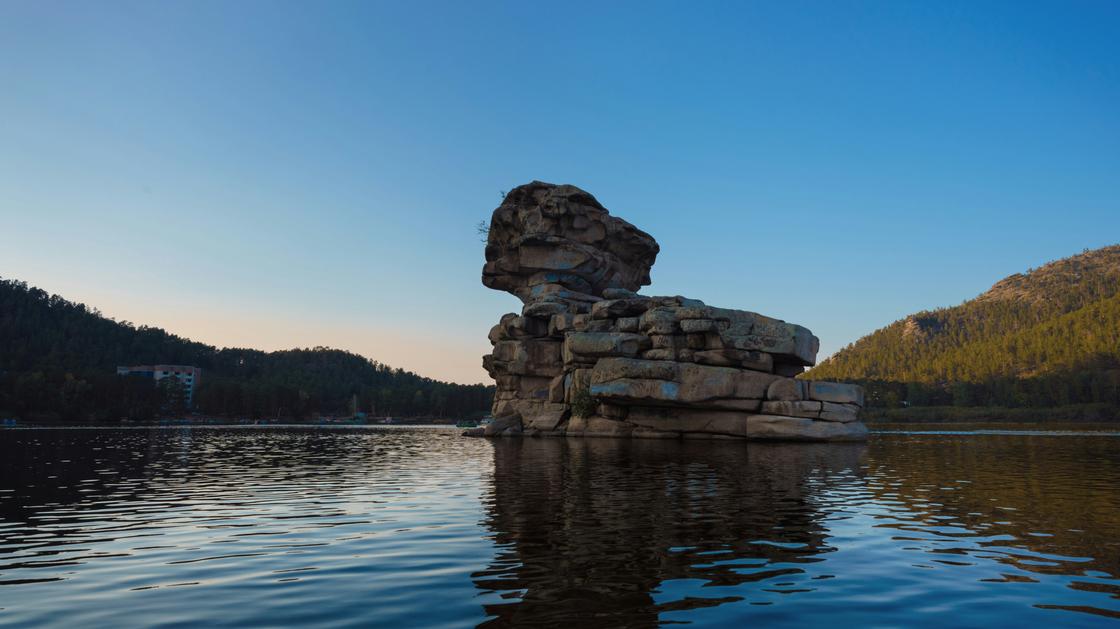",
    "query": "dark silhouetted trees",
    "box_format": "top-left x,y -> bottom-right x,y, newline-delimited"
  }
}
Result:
0,278 -> 493,421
